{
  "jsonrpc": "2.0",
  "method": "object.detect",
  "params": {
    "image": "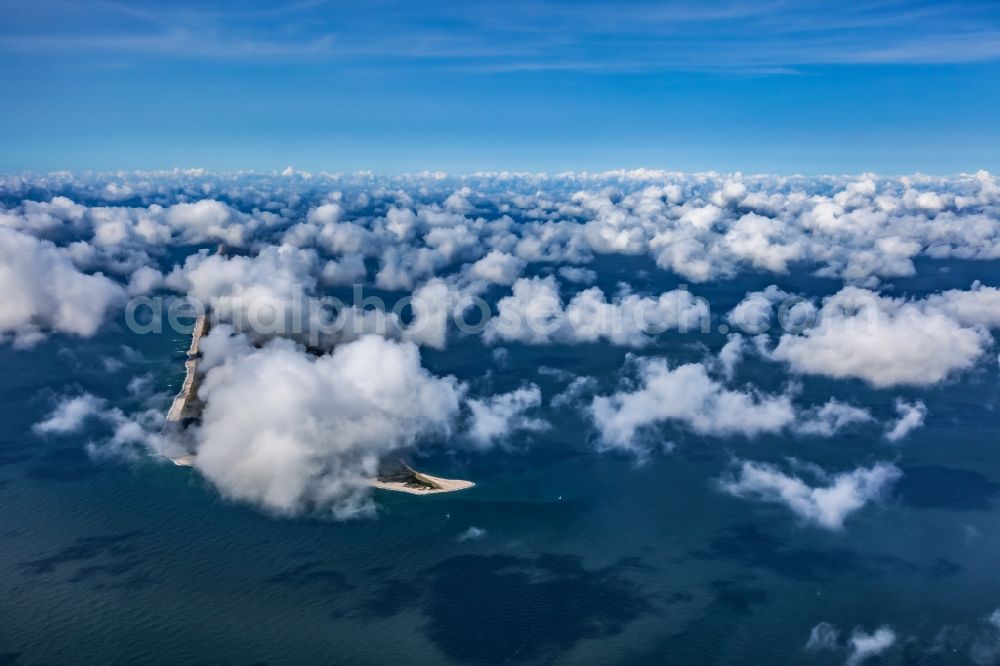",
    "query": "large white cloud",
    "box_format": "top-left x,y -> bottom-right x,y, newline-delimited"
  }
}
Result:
0,227 -> 125,346
924,281 -> 1000,328
722,212 -> 805,274
34,390 -> 175,461
483,276 -> 709,346
726,285 -> 816,335
194,331 -> 465,518
885,399 -> 927,441
771,286 -> 994,387
589,357 -> 795,452
34,393 -> 105,434
806,622 -> 897,666
320,253 -> 367,286
718,459 -> 901,530
465,384 -> 547,449
469,250 -> 526,285
164,199 -> 258,246
794,399 -> 874,437
846,626 -> 897,666
172,244 -> 403,349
